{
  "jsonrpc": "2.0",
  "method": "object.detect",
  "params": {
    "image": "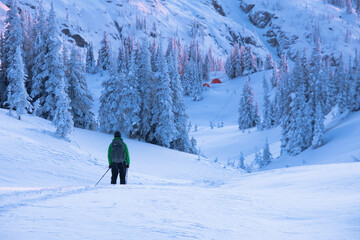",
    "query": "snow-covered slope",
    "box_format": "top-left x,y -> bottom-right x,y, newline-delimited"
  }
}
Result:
0,108 -> 359,239
9,0 -> 359,61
